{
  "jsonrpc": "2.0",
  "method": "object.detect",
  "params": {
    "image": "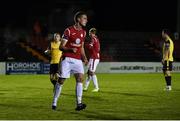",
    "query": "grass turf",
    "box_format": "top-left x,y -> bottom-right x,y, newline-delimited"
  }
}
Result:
0,73 -> 180,120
